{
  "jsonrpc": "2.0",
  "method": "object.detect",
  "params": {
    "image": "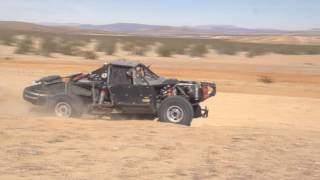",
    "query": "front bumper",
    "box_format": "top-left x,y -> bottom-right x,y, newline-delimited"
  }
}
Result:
23,87 -> 48,105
